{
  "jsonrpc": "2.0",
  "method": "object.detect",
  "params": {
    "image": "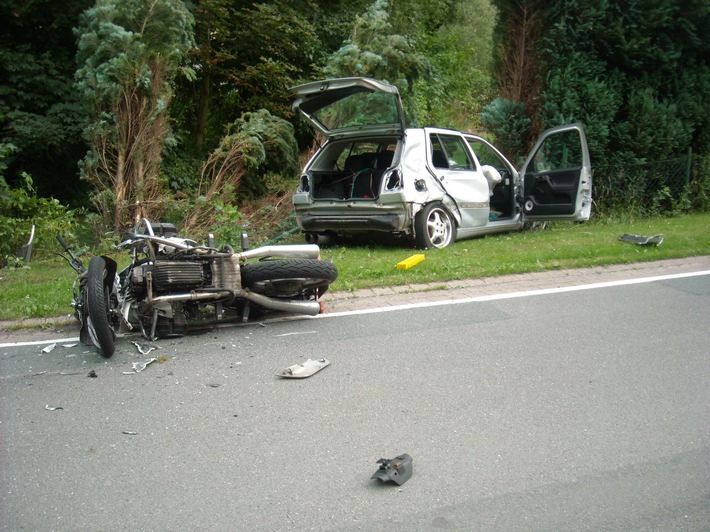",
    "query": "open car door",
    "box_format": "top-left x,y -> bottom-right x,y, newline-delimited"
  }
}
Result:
520,123 -> 592,221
